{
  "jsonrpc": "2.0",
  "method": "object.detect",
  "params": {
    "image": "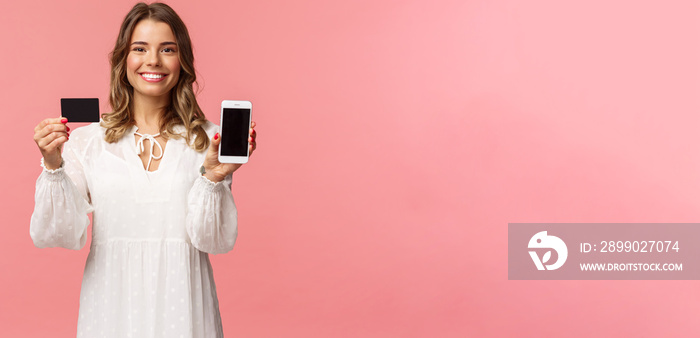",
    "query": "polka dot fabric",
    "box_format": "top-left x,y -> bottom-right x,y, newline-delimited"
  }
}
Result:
30,122 -> 237,338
